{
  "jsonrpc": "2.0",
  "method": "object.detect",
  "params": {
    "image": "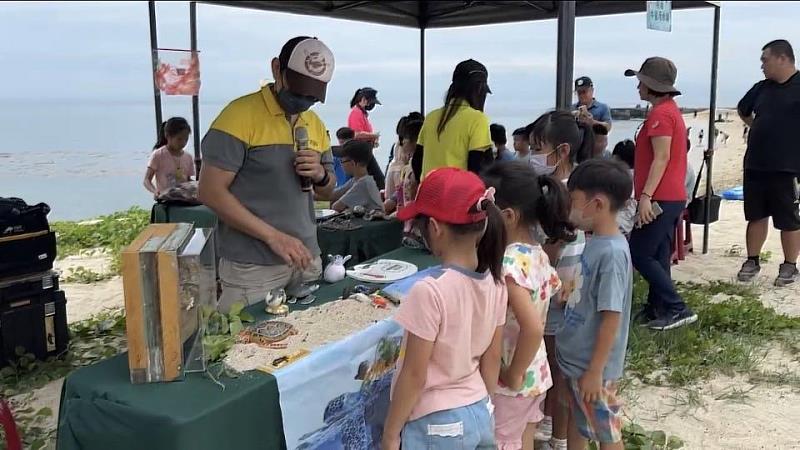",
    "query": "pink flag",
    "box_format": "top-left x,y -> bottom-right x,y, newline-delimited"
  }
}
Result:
155,50 -> 201,96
